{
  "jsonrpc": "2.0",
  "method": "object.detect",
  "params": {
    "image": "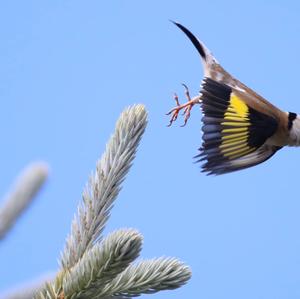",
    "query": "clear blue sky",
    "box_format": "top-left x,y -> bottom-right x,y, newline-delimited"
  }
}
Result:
1,1 -> 300,298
